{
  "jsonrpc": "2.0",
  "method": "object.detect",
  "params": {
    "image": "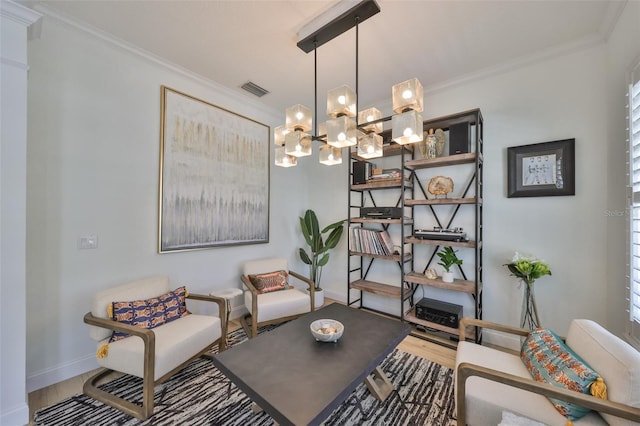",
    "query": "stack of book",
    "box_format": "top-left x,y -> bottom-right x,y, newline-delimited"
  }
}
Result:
368,168 -> 402,182
349,228 -> 395,256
